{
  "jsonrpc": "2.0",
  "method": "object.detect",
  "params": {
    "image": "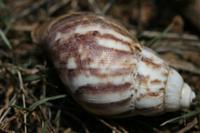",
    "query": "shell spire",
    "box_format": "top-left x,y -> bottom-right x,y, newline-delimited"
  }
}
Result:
32,12 -> 196,116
